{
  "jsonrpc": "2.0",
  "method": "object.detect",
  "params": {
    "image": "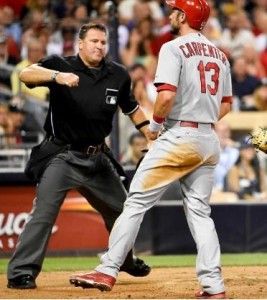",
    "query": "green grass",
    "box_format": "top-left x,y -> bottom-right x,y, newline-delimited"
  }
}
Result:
1,253 -> 267,274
